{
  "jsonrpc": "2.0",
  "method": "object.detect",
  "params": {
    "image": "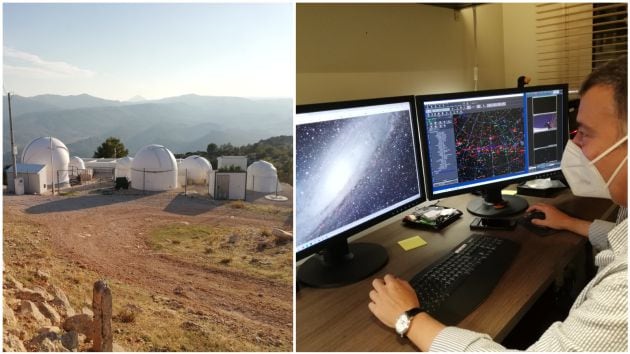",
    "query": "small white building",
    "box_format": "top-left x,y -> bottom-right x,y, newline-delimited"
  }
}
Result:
68,156 -> 86,178
179,155 -> 212,185
217,156 -> 247,171
6,164 -> 48,195
21,136 -> 70,187
209,171 -> 246,200
115,156 -> 134,181
131,144 -> 178,191
246,160 -> 281,193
